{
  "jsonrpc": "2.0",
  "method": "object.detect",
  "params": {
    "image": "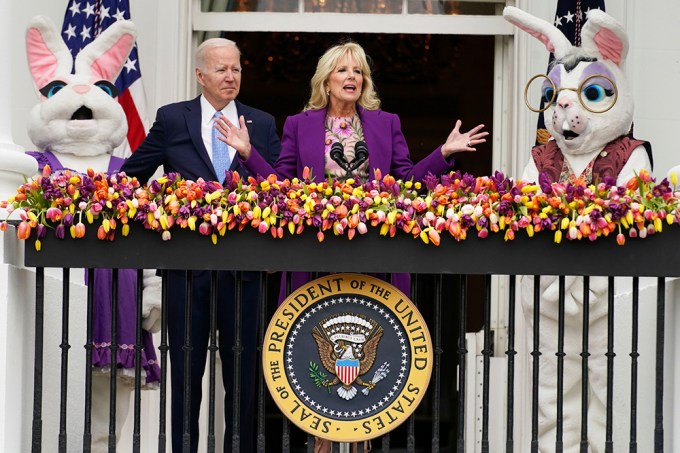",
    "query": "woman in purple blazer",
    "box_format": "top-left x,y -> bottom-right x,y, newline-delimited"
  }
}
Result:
217,41 -> 487,183
218,40 -> 487,452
